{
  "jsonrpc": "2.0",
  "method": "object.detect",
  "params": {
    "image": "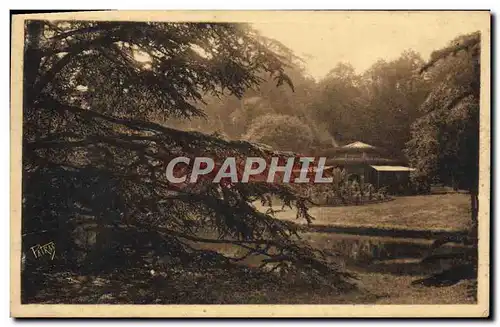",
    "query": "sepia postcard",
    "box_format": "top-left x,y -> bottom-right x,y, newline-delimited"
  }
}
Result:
10,10 -> 491,318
